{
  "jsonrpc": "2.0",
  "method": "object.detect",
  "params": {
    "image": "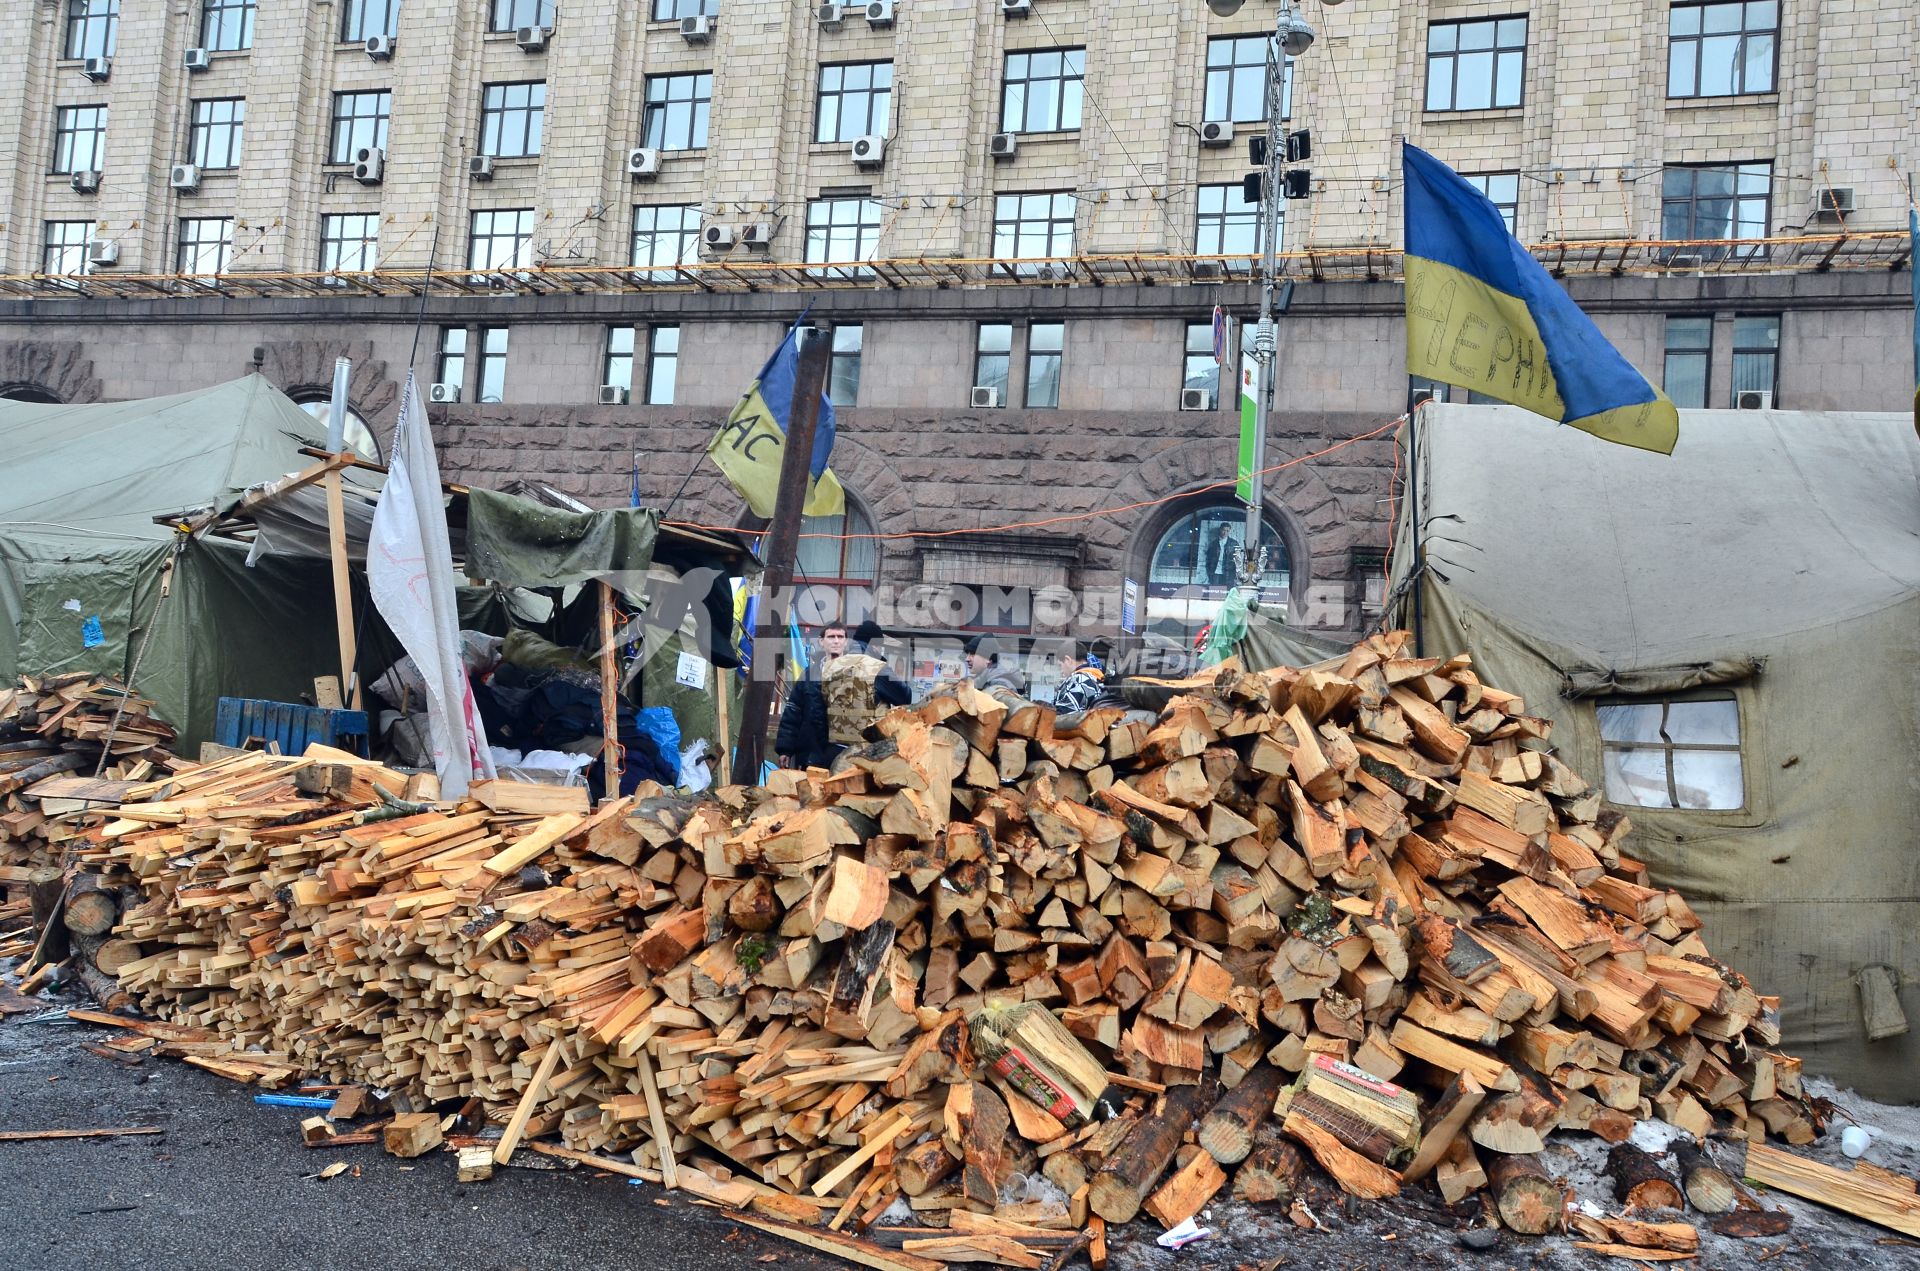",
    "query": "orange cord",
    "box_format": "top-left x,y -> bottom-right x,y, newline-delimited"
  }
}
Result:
664,415 -> 1405,542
